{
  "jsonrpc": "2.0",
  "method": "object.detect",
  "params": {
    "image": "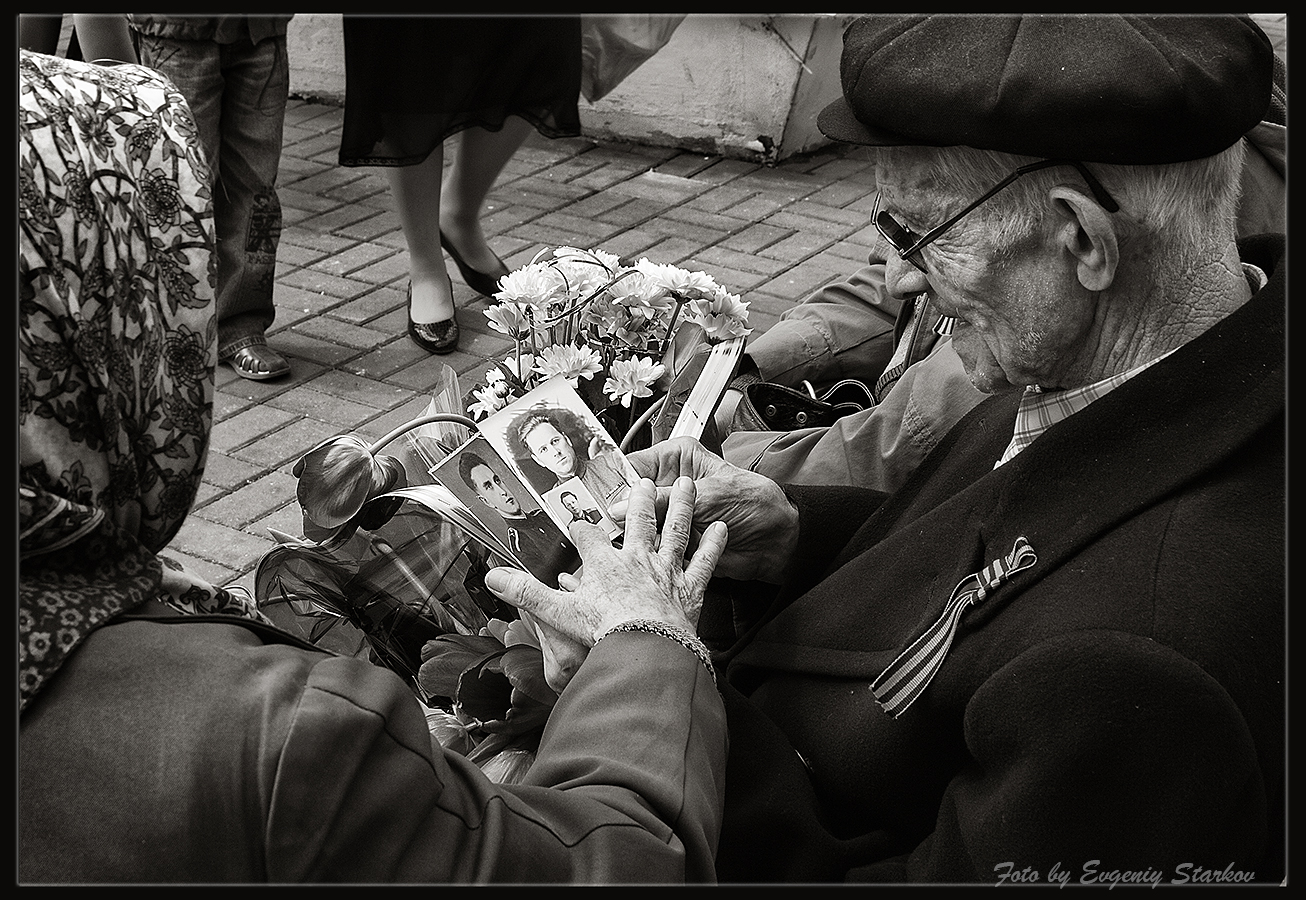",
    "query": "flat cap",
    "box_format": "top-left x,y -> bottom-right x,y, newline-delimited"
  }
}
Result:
818,14 -> 1273,164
